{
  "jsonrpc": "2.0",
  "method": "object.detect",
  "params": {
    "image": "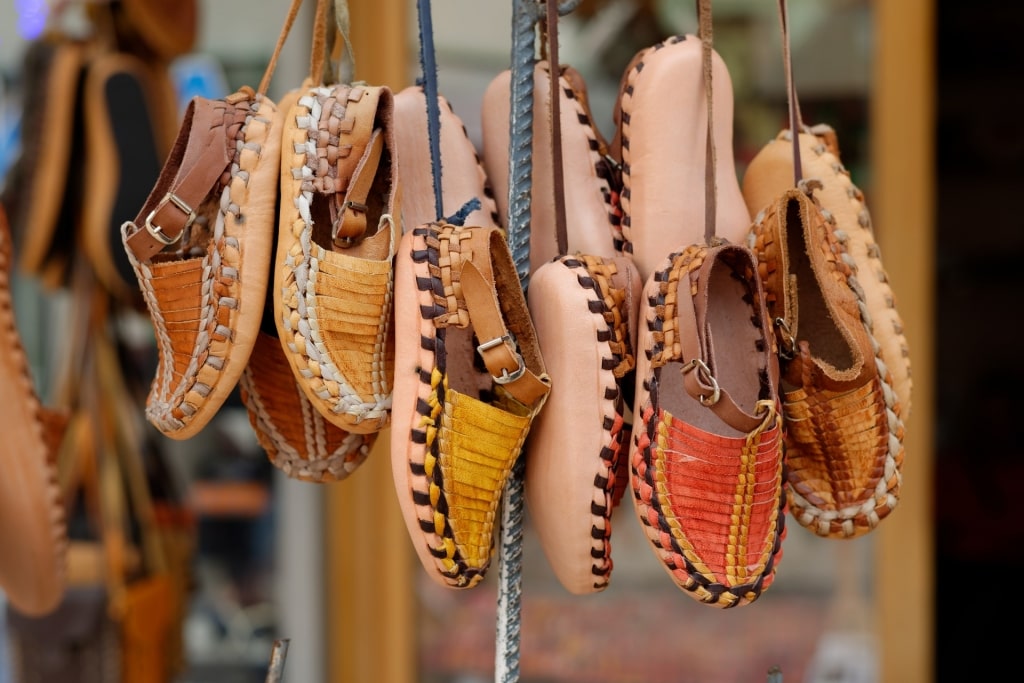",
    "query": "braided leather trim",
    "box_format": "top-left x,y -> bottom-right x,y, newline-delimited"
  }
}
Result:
559,78 -> 620,248
646,243 -> 706,369
550,254 -> 634,589
408,223 -> 484,588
